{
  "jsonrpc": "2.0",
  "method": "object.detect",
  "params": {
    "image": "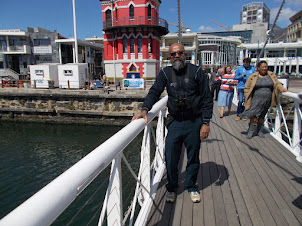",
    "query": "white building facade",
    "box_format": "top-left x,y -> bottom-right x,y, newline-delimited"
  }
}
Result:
160,32 -> 241,70
241,41 -> 302,76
